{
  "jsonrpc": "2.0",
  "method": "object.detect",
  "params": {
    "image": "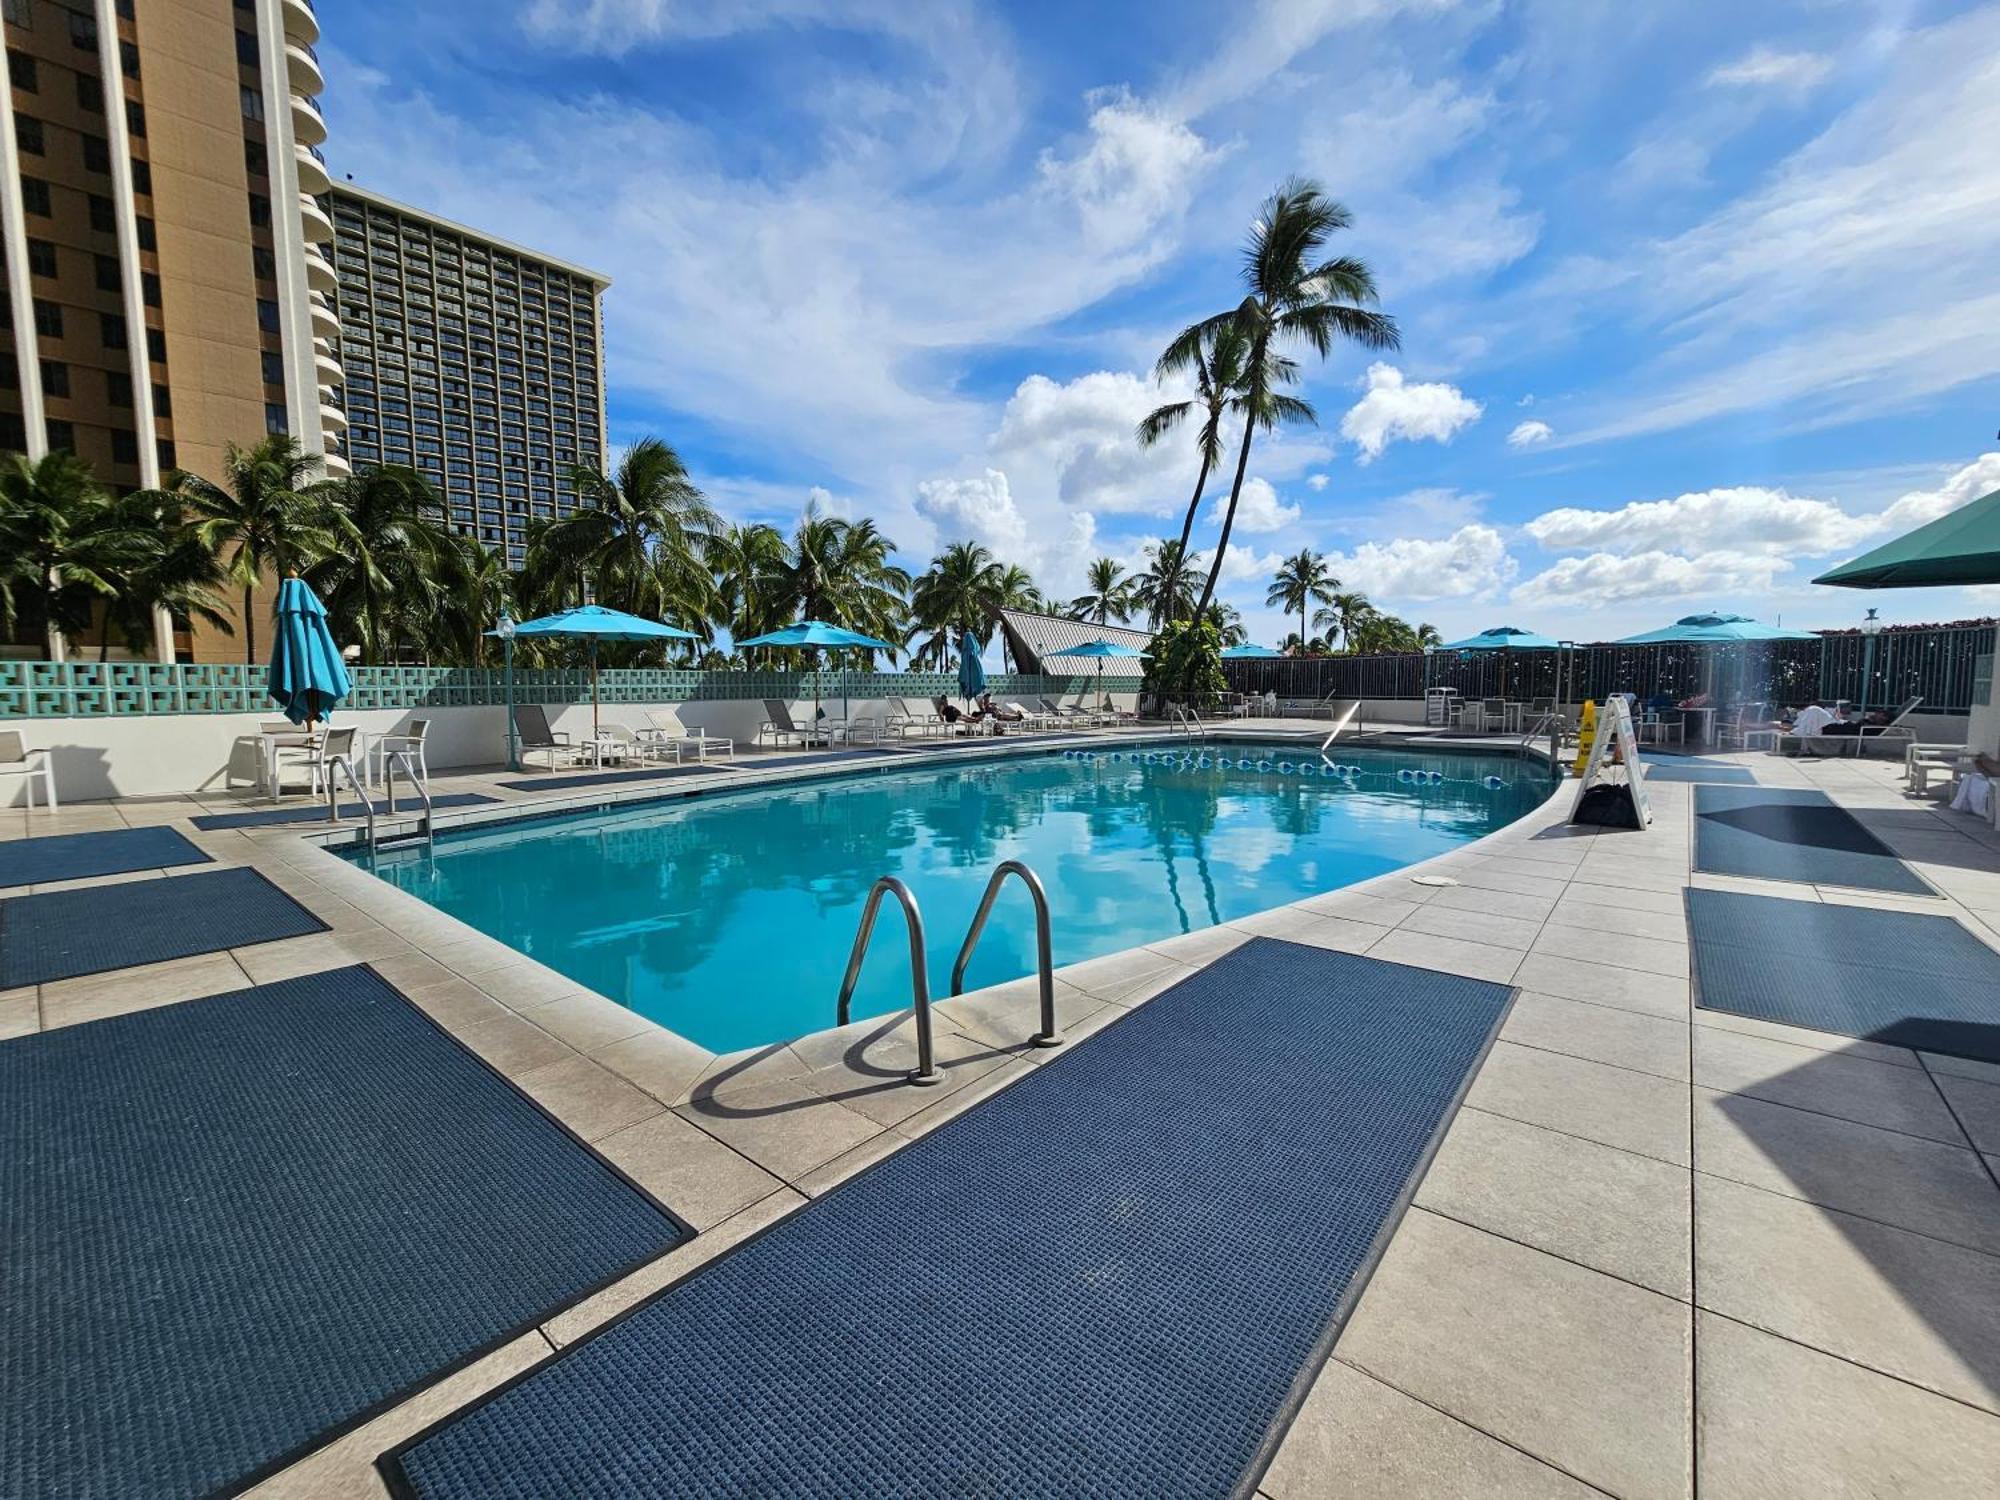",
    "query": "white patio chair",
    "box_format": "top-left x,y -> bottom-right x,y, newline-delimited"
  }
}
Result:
0,731 -> 55,810
641,705 -> 734,761
372,718 -> 430,787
